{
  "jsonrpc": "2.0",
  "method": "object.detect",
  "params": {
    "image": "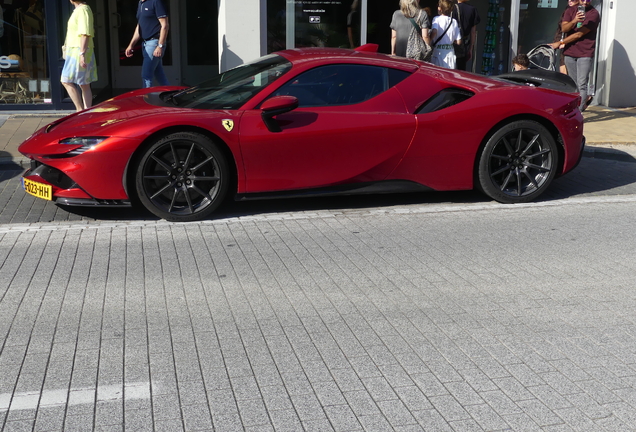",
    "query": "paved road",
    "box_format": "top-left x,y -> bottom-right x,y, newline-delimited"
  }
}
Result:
1,155 -> 636,432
